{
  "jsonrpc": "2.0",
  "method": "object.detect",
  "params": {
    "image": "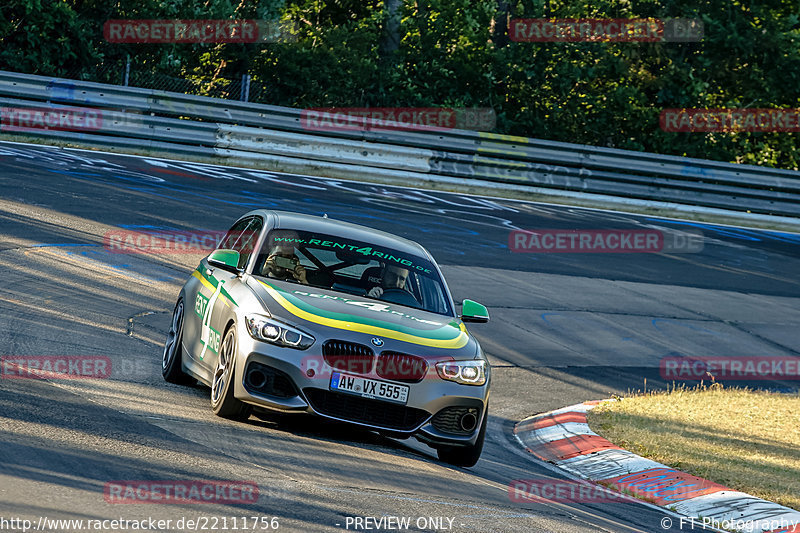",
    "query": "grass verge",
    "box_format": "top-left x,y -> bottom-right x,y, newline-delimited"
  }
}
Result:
587,384 -> 800,511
